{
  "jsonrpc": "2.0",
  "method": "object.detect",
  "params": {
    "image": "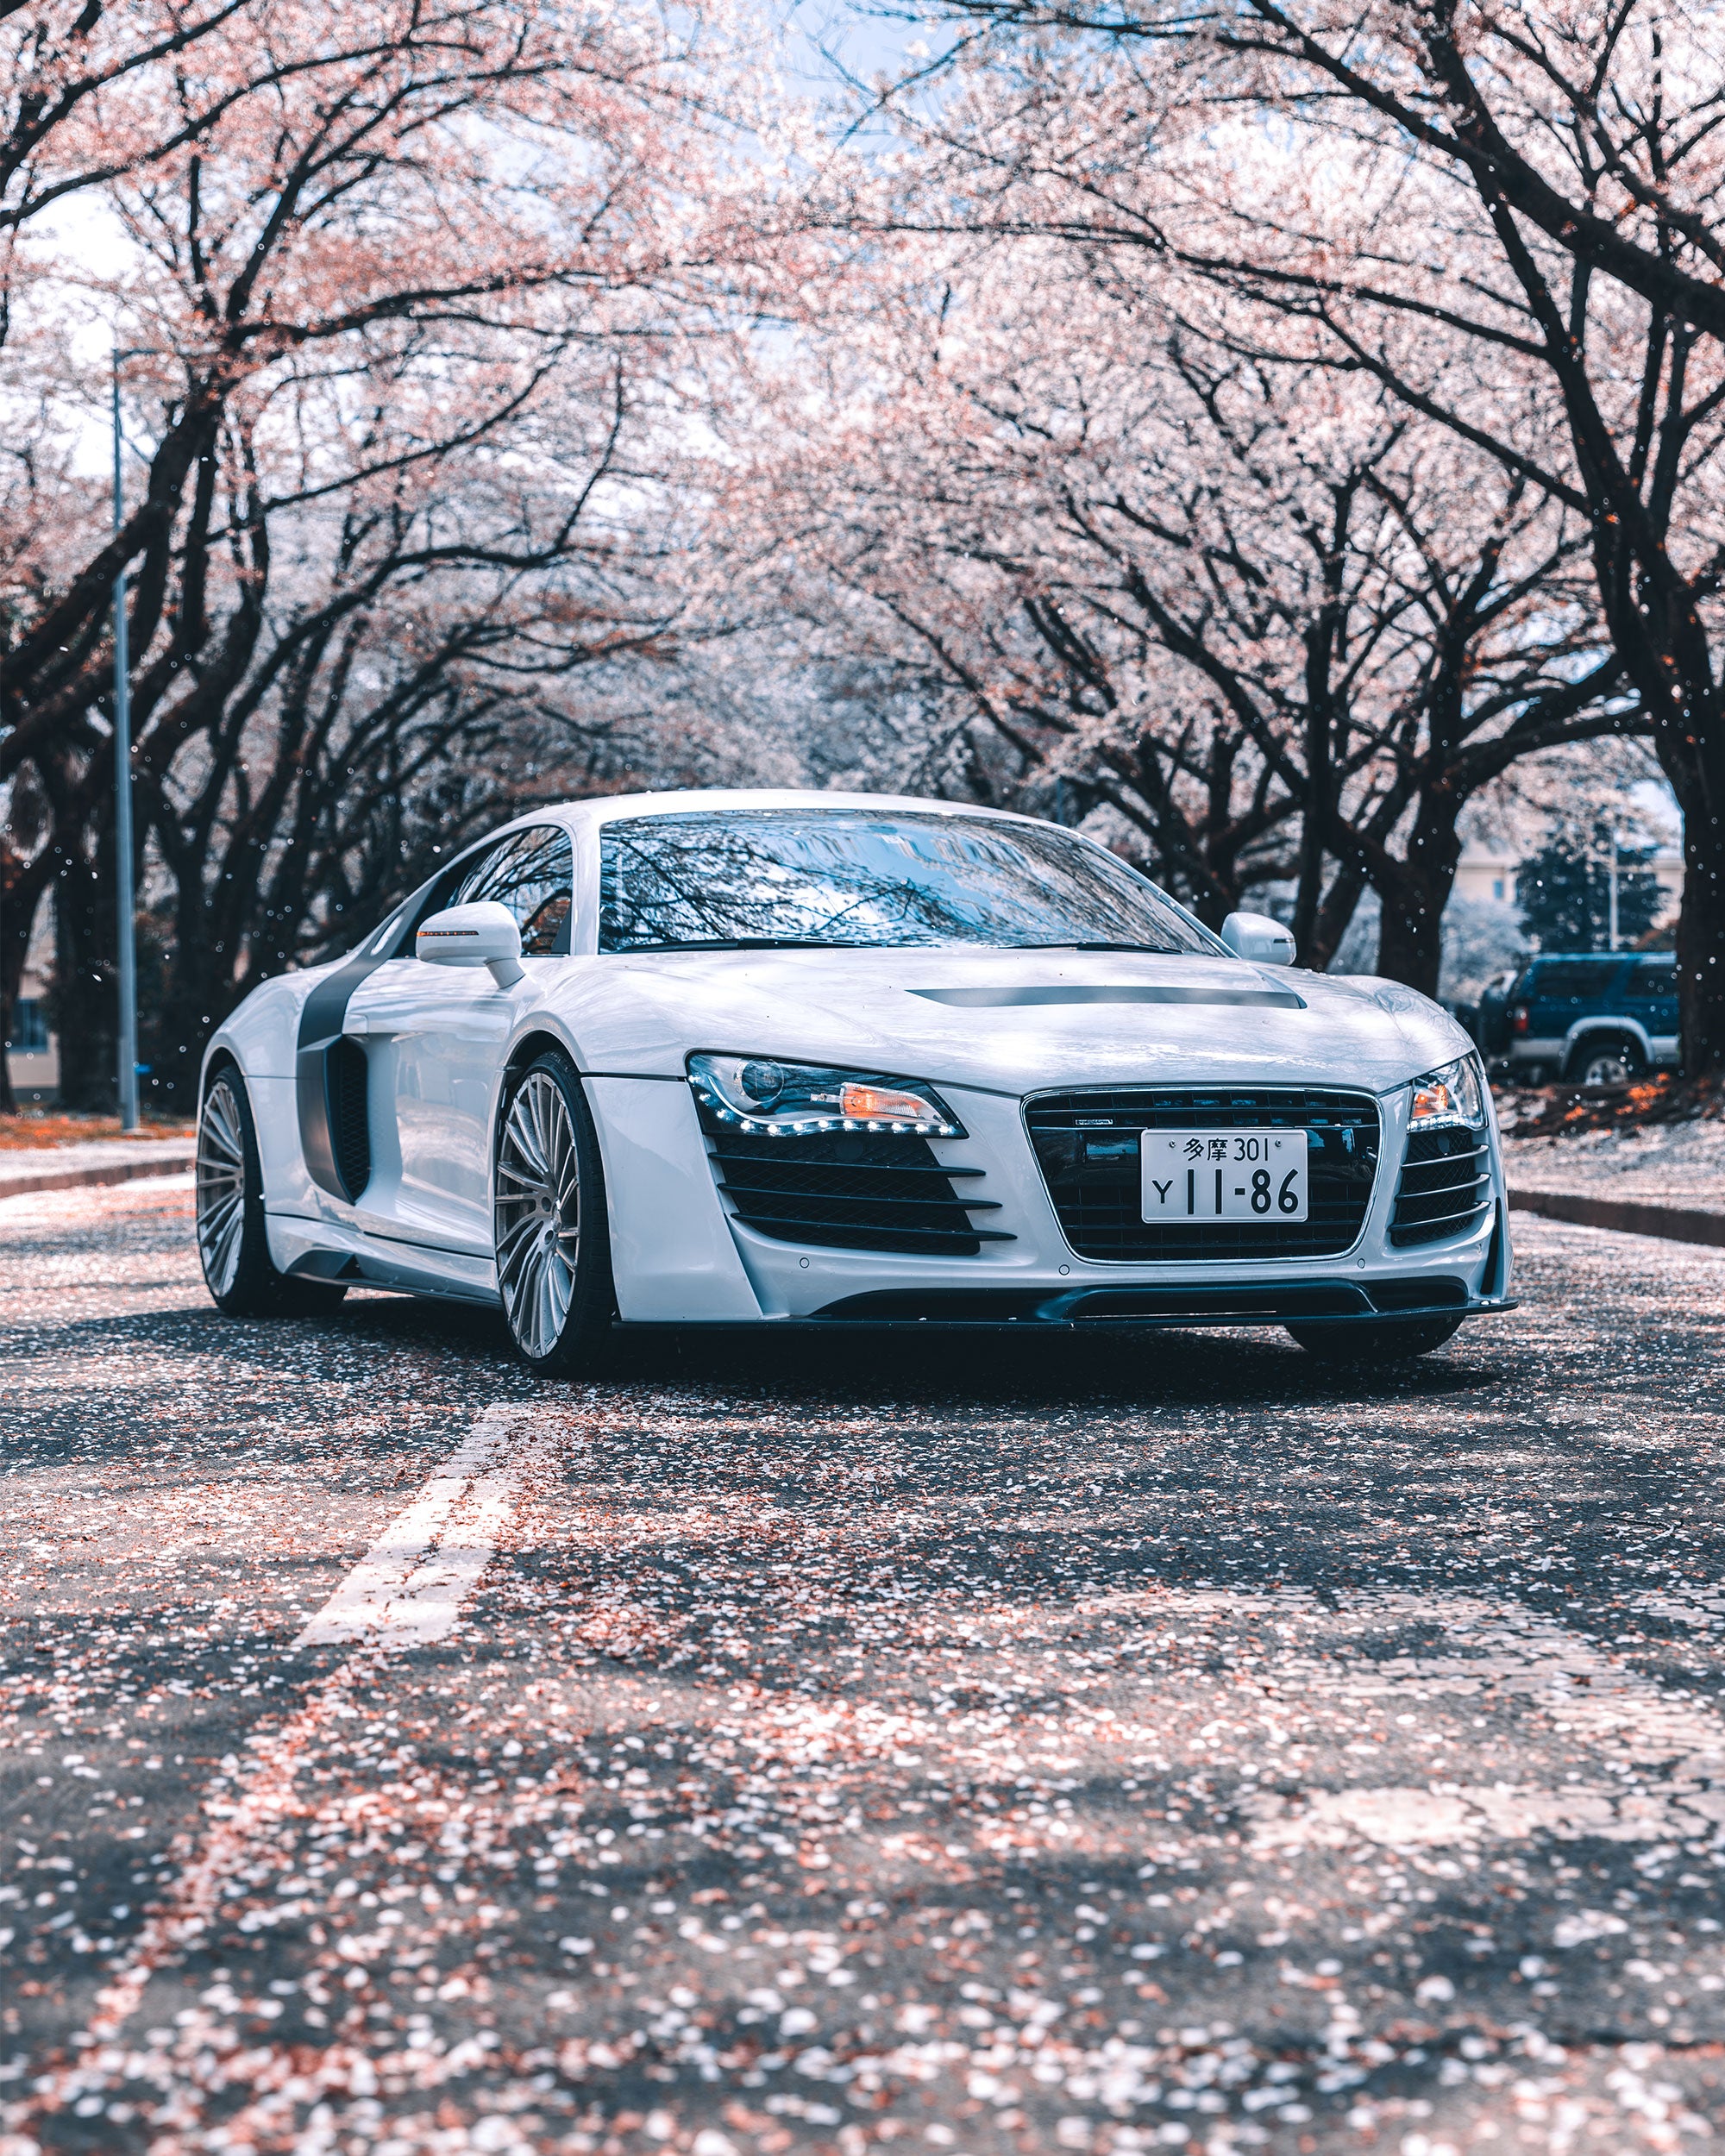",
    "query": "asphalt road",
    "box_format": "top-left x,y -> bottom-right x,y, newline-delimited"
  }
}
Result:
3,1178 -> 1725,2155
